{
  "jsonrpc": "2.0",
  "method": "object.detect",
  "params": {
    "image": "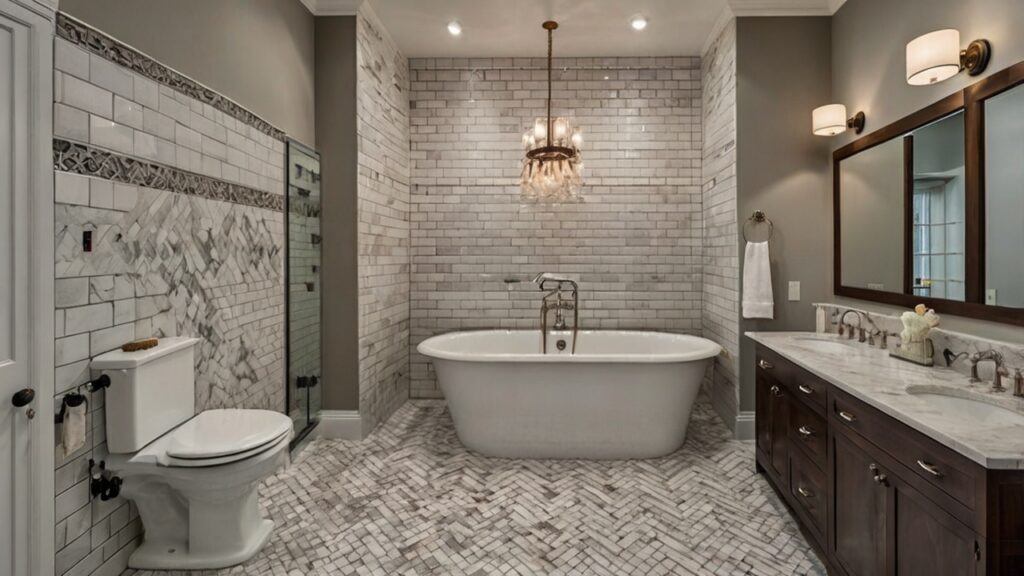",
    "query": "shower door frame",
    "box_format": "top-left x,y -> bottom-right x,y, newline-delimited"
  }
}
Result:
284,138 -> 322,447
